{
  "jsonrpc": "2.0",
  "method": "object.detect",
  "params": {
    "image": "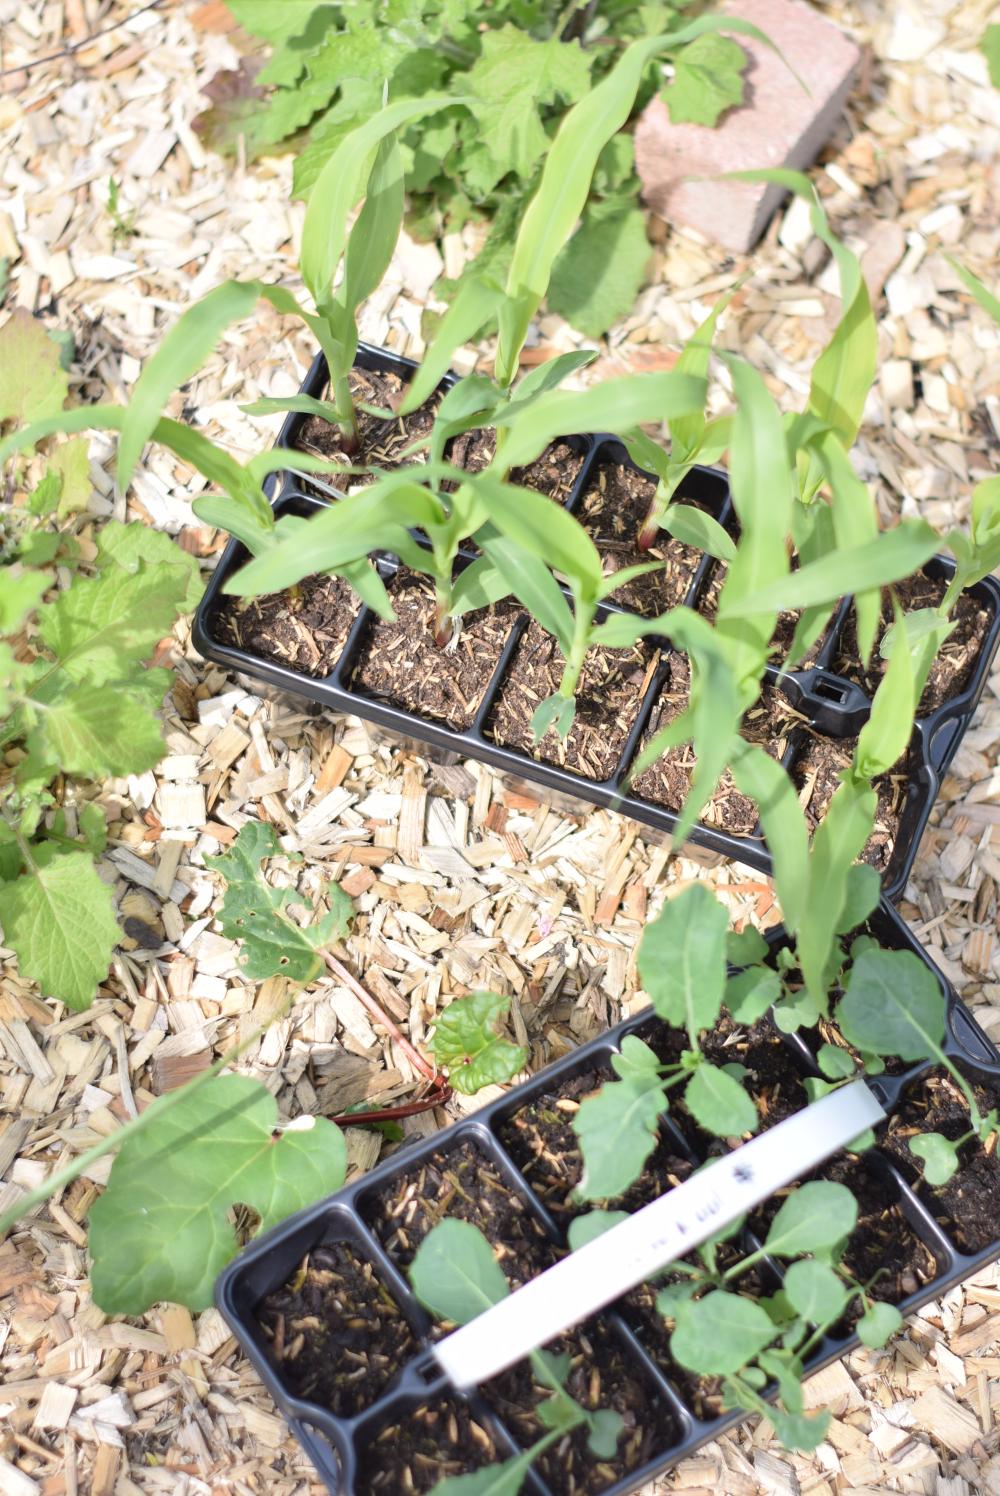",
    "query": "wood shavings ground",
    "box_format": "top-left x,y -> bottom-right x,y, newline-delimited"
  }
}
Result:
2,1 -> 1000,1492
